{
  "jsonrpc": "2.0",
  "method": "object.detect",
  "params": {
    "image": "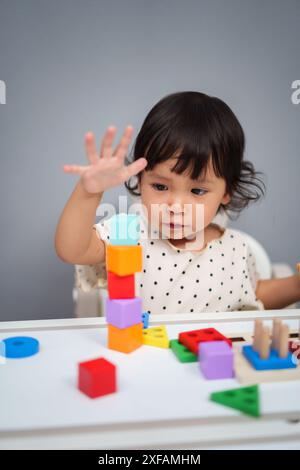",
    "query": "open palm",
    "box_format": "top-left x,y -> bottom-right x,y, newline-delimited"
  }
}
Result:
63,125 -> 148,194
